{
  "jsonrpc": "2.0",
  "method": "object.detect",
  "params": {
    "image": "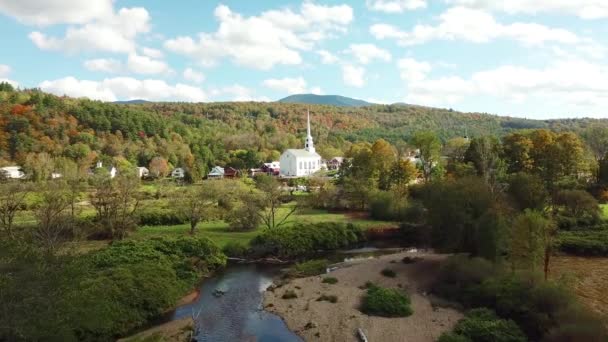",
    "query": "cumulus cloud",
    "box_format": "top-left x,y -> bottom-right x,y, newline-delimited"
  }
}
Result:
164,3 -> 353,70
371,7 -> 579,46
127,53 -> 171,75
345,43 -> 392,64
39,76 -> 207,102
0,0 -> 113,26
317,50 -> 339,64
141,47 -> 163,59
210,85 -> 271,102
84,58 -> 122,73
0,64 -> 17,87
183,68 -> 205,84
262,76 -> 322,95
402,57 -> 608,116
342,65 -> 365,87
445,0 -> 608,19
366,0 -> 427,13
397,58 -> 431,82
29,7 -> 150,54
